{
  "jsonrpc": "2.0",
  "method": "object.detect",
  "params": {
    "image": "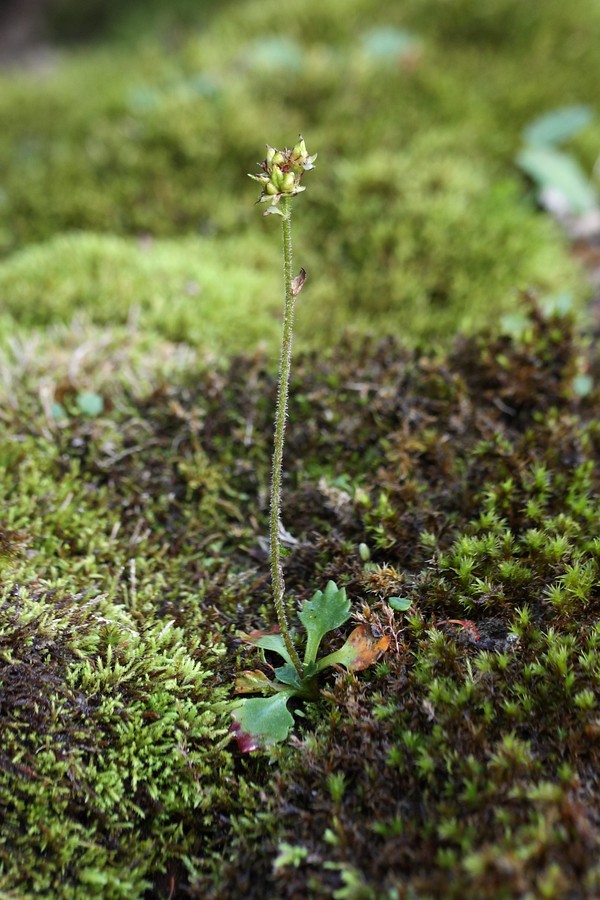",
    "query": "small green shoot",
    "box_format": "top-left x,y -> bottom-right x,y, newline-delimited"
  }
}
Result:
273,842 -> 309,871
